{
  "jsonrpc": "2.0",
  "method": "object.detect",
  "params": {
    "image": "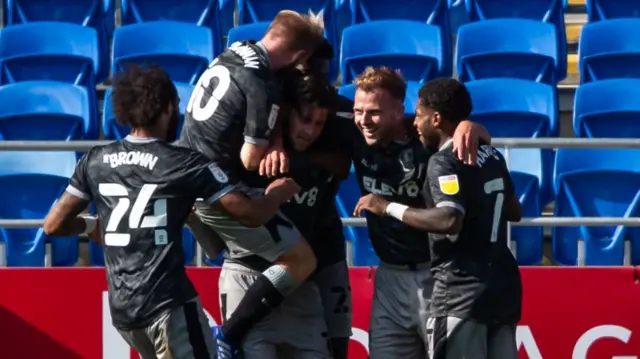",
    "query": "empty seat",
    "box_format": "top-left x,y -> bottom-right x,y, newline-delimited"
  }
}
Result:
226,22 -> 270,47
0,151 -> 79,266
586,0 -> 640,22
103,82 -> 194,140
579,19 -> 640,84
456,19 -> 559,85
464,0 -> 567,81
5,0 -> 113,82
112,21 -> 214,86
338,81 -> 420,117
574,79 -> 640,138
121,0 -> 235,55
336,166 -> 378,266
498,148 -> 544,265
349,0 -> 452,76
0,82 -> 93,141
340,20 -> 445,85
553,149 -> 640,265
